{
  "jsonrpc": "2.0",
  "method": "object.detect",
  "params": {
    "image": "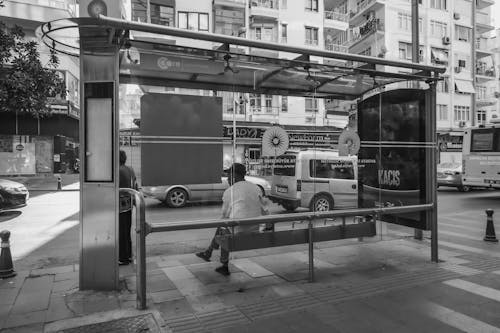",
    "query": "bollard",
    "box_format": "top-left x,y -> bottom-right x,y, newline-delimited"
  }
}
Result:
483,209 -> 498,243
0,230 -> 17,279
57,176 -> 62,191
